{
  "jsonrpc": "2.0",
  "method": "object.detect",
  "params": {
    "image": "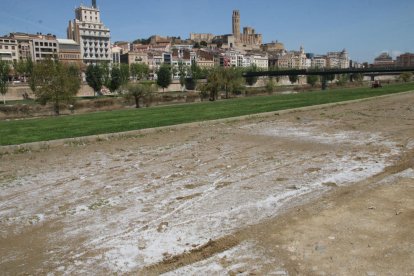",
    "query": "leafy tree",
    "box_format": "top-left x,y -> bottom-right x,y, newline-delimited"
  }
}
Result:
157,64 -> 172,92
223,68 -> 244,97
205,68 -> 222,101
352,73 -> 364,83
200,41 -> 208,47
400,72 -> 413,82
0,60 -> 10,104
289,75 -> 298,84
109,66 -> 122,92
130,63 -> 149,81
190,62 -> 203,89
85,64 -> 103,96
120,63 -> 130,85
15,60 -> 30,82
99,62 -> 111,88
306,75 -> 319,87
337,74 -> 349,86
177,61 -> 188,90
193,42 -> 200,49
245,65 -> 259,86
265,78 -> 276,94
124,82 -> 155,108
30,59 -> 80,115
